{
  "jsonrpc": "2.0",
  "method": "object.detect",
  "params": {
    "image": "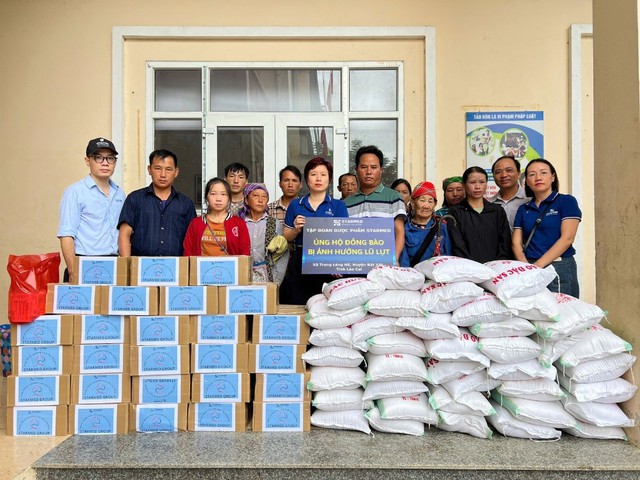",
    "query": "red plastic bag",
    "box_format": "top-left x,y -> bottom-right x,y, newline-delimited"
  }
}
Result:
7,253 -> 60,323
